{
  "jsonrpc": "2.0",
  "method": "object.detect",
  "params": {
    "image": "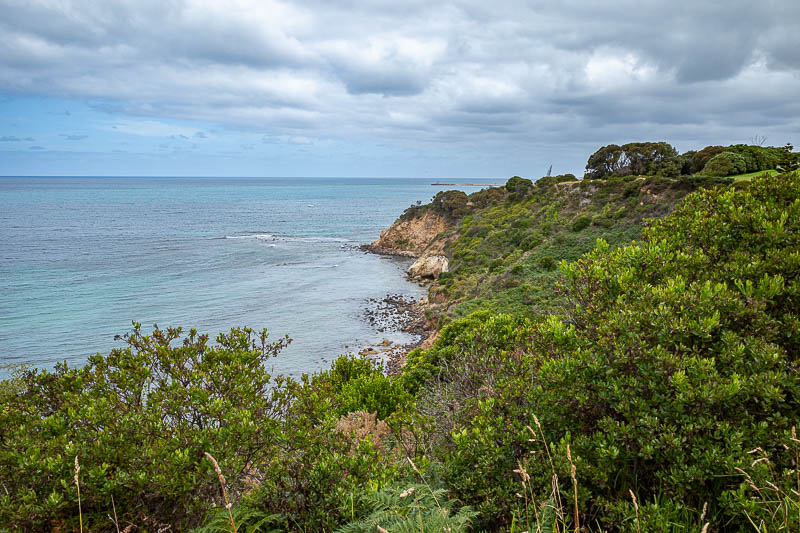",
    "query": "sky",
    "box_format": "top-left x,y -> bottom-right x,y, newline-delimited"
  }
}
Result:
1,0 -> 799,178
